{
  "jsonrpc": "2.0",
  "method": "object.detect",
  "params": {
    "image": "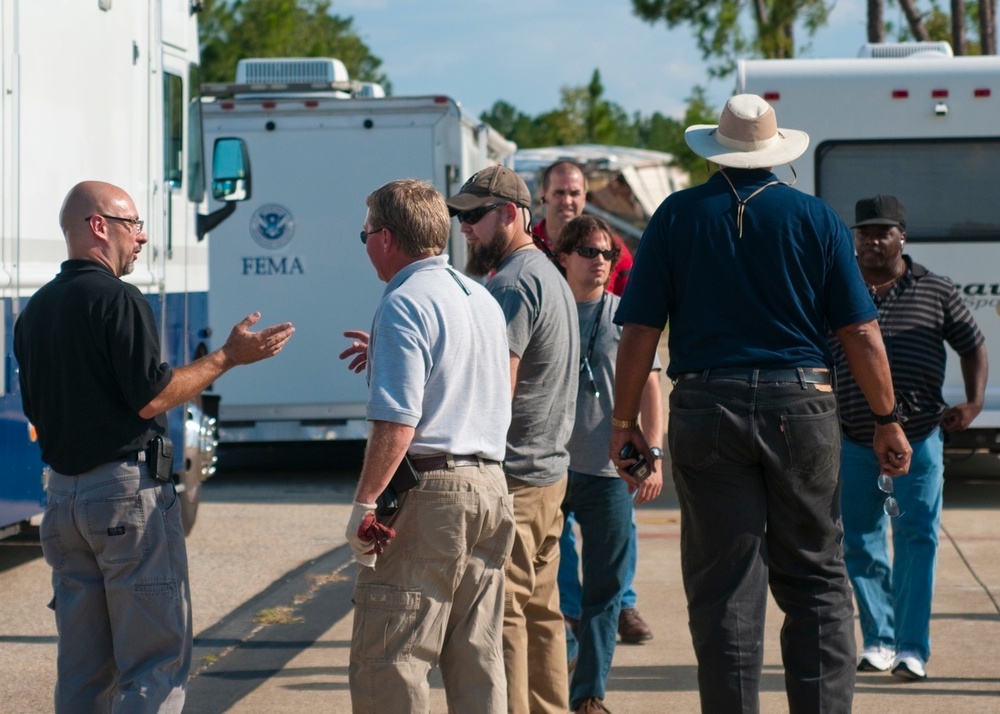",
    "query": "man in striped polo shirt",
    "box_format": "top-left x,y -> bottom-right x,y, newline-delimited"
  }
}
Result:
831,194 -> 988,681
